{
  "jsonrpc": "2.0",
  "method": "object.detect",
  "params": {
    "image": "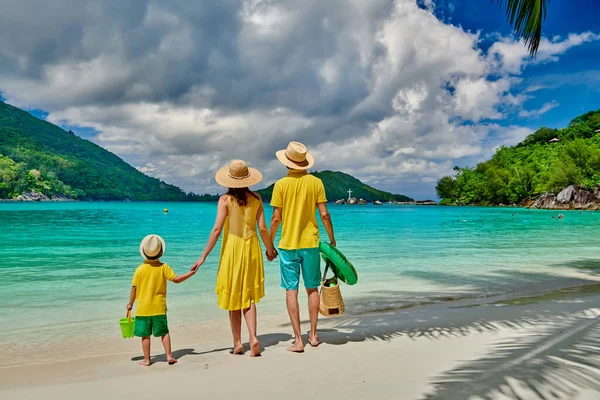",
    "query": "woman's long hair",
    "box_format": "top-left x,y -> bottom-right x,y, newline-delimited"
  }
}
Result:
226,187 -> 259,207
